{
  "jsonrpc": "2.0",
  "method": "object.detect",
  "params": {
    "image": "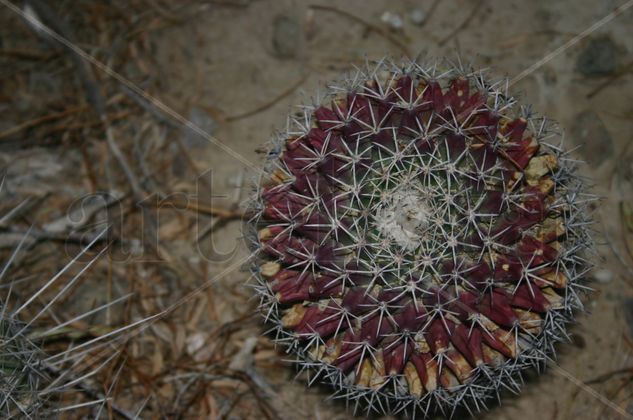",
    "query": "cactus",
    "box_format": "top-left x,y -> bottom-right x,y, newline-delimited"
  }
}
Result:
0,316 -> 47,416
247,58 -> 594,417
0,225 -> 124,417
